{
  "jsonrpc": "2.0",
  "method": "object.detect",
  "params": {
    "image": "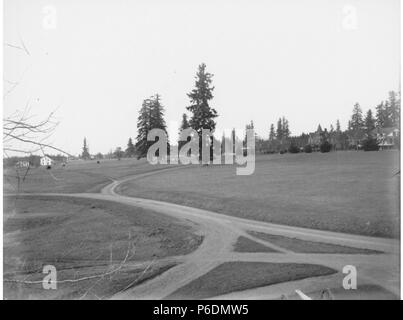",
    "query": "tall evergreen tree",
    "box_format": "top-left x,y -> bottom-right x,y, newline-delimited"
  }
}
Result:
186,63 -> 218,160
126,137 -> 136,157
347,120 -> 352,131
82,137 -> 90,159
282,117 -> 290,139
269,124 -> 276,141
150,94 -> 167,132
334,120 -> 342,149
375,101 -> 387,128
135,98 -> 152,159
135,94 -> 168,159
180,113 -> 189,131
186,63 -> 218,135
336,119 -> 341,132
364,109 -> 376,135
350,103 -> 364,131
388,91 -> 400,127
276,118 -> 283,140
